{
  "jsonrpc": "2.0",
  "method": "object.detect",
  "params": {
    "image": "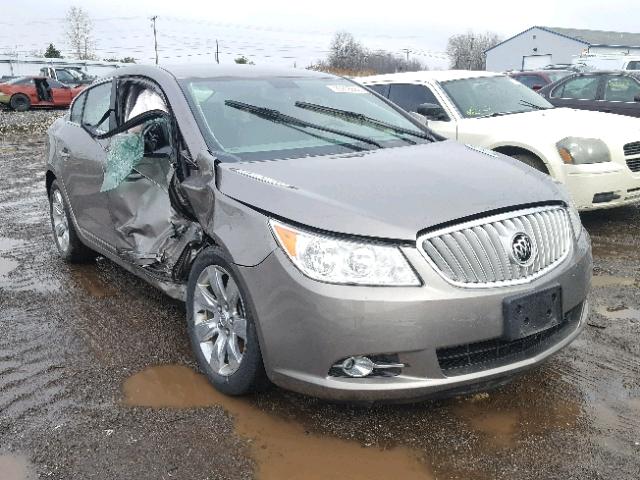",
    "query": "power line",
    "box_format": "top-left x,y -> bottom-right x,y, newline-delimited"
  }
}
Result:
150,15 -> 159,65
